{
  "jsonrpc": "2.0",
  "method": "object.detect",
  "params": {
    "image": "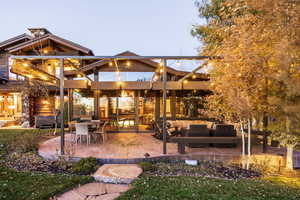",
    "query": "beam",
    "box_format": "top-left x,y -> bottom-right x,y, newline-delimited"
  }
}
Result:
162,59 -> 167,155
59,58 -> 65,155
179,62 -> 208,82
11,55 -> 220,60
